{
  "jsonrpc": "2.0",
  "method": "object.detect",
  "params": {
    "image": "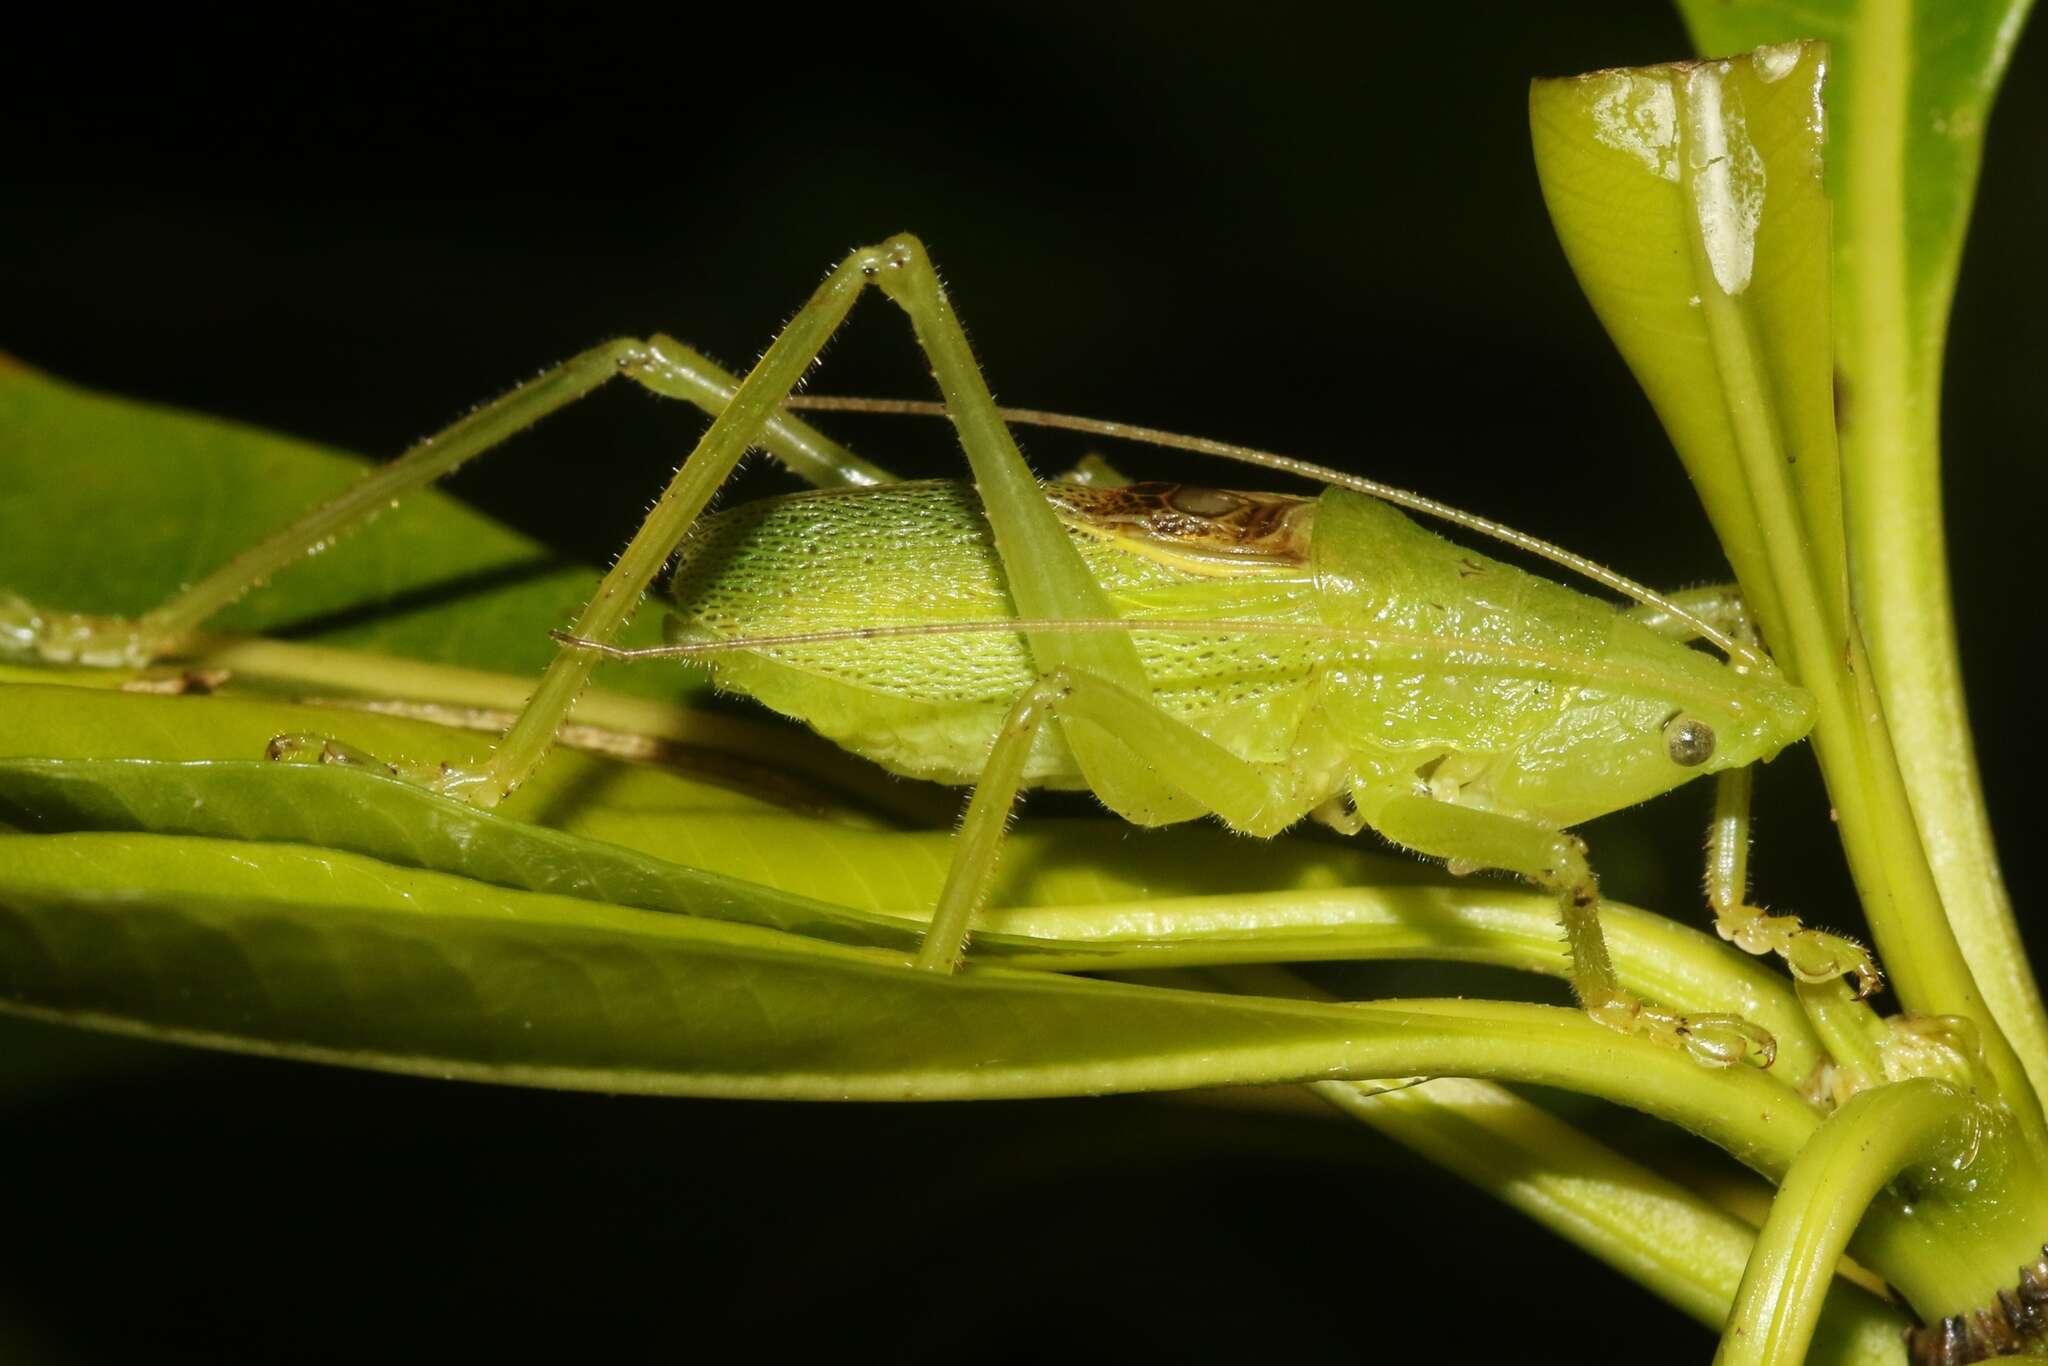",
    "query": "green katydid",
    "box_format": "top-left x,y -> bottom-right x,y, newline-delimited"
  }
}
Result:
0,233 -> 1876,1067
